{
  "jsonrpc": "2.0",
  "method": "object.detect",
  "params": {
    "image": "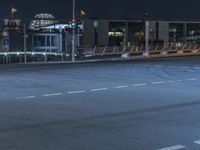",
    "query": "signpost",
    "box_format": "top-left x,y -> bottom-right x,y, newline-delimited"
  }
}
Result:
2,29 -> 9,63
3,30 -> 9,52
